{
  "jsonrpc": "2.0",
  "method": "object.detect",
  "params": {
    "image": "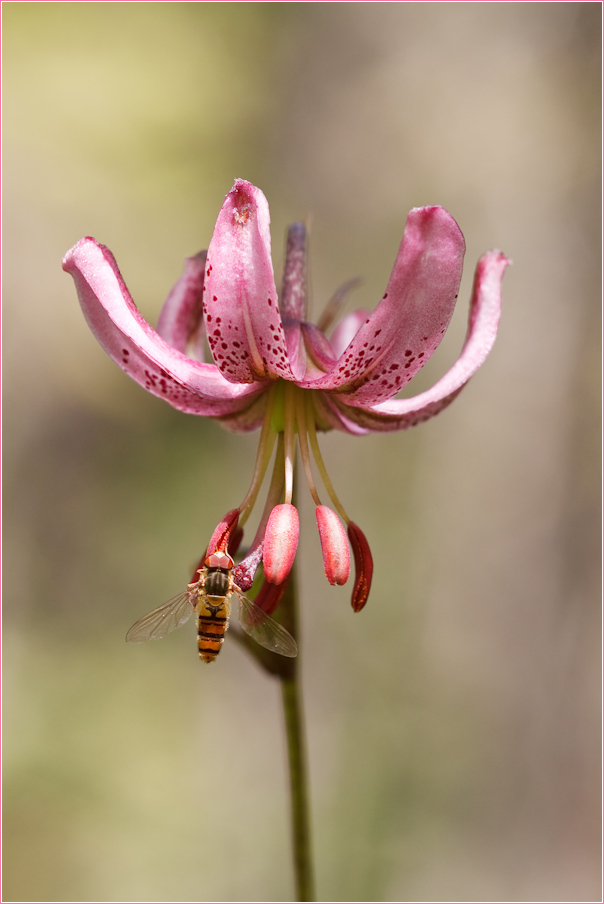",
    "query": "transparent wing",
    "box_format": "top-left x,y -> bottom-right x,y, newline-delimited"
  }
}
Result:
236,592 -> 298,658
125,590 -> 195,643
